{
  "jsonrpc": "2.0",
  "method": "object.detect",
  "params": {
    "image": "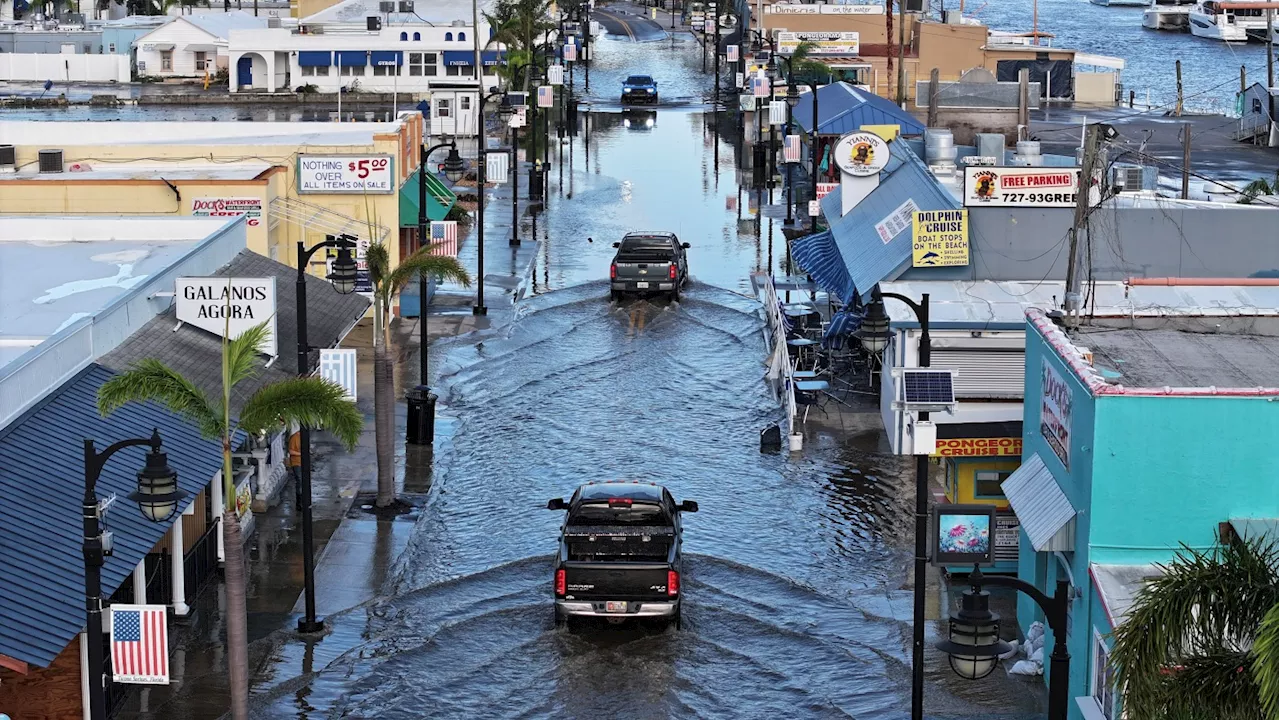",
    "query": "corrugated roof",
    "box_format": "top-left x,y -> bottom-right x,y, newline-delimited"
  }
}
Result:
1091,563 -> 1166,629
790,82 -> 926,137
0,364 -> 235,668
1002,453 -> 1077,552
99,250 -> 370,412
818,141 -> 962,301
